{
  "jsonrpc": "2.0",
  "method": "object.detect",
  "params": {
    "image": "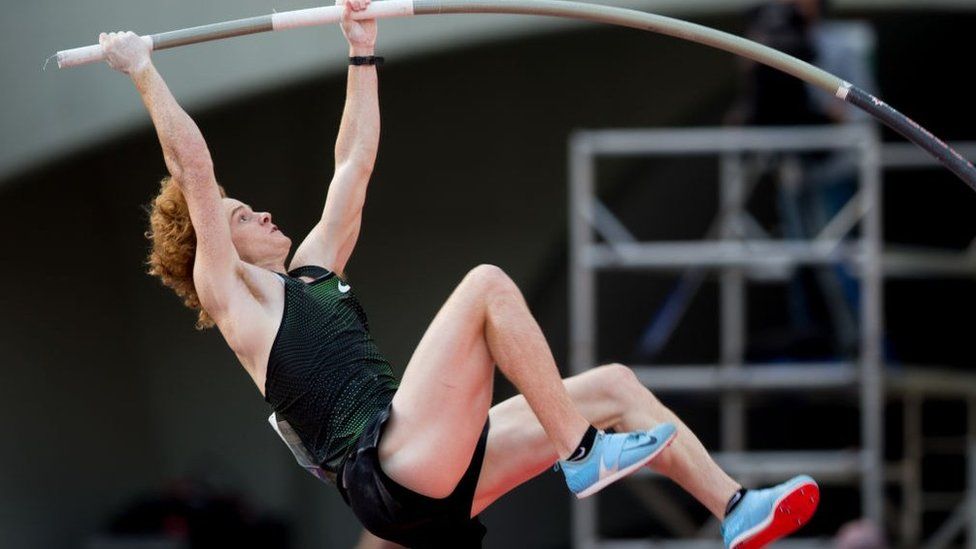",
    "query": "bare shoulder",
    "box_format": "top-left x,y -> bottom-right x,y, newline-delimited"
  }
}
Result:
290,219 -> 353,278
210,265 -> 286,352
205,264 -> 288,393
